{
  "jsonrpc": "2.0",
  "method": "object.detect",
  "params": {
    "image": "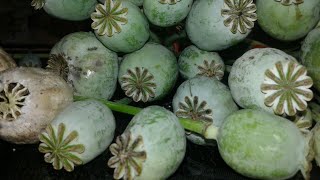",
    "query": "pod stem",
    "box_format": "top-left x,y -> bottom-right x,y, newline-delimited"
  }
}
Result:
74,96 -> 218,140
